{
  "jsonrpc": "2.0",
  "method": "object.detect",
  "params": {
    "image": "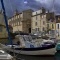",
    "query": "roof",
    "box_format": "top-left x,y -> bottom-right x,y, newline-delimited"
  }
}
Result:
8,9 -> 33,20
